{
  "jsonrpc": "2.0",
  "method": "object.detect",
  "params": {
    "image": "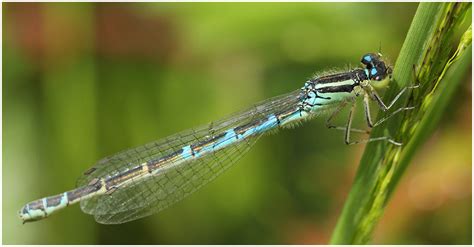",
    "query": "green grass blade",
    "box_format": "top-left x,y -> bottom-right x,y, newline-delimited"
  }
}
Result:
330,2 -> 471,244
